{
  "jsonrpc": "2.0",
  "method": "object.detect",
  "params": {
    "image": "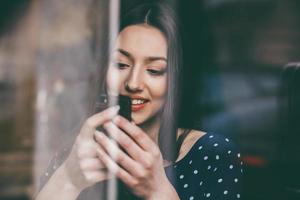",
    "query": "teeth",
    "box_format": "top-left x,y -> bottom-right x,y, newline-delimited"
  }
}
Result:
132,99 -> 146,105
